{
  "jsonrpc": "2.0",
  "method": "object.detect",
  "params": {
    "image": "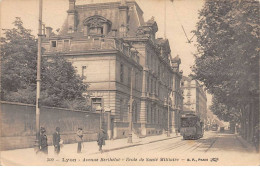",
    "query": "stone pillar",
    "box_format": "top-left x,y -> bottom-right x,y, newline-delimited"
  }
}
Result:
67,0 -> 77,33
118,2 -> 129,37
83,26 -> 88,36
68,0 -> 75,11
45,27 -> 52,38
113,126 -> 118,139
171,109 -> 176,132
119,3 -> 128,26
140,100 -> 147,136
139,69 -> 148,136
105,108 -> 112,139
103,23 -> 108,35
142,70 -> 147,97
